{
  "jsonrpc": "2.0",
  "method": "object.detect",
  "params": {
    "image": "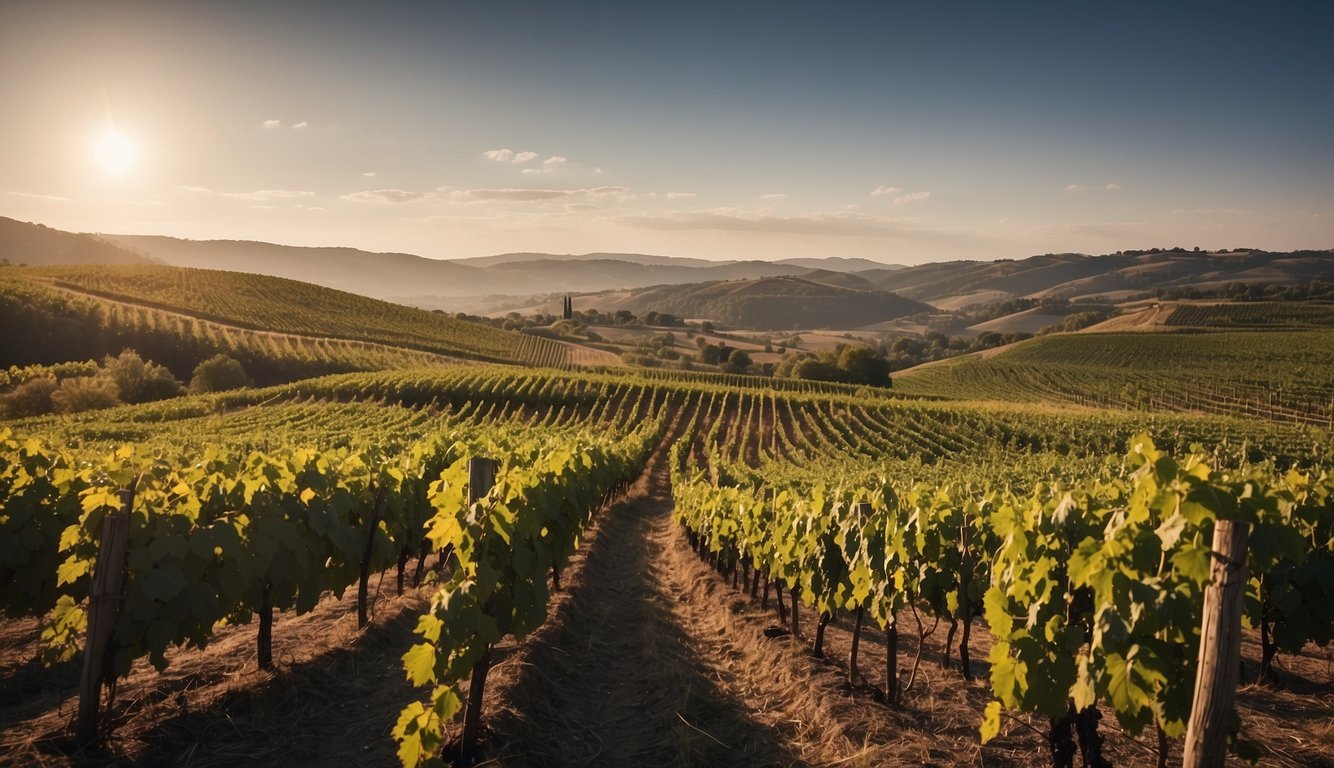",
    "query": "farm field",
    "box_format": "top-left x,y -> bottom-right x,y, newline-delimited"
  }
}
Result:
2,346 -> 1332,767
